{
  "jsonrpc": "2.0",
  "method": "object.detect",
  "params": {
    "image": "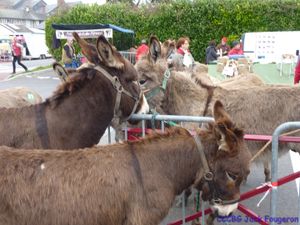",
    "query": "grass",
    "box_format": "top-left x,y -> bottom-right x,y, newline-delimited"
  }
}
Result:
28,65 -> 52,72
208,63 -> 295,85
